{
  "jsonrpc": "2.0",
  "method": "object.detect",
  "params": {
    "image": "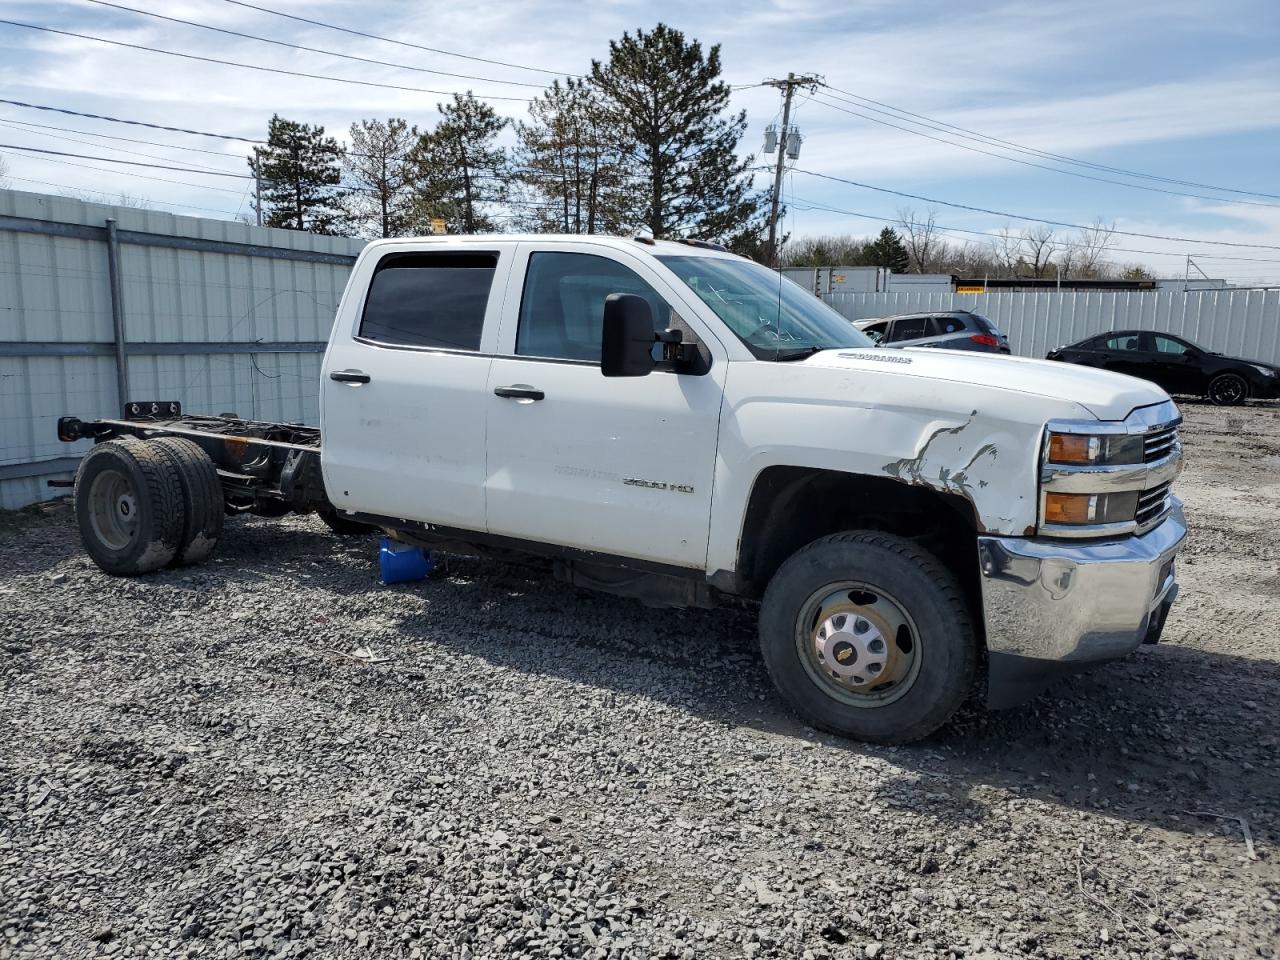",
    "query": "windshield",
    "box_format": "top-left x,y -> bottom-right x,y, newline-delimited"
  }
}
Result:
657,255 -> 871,359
